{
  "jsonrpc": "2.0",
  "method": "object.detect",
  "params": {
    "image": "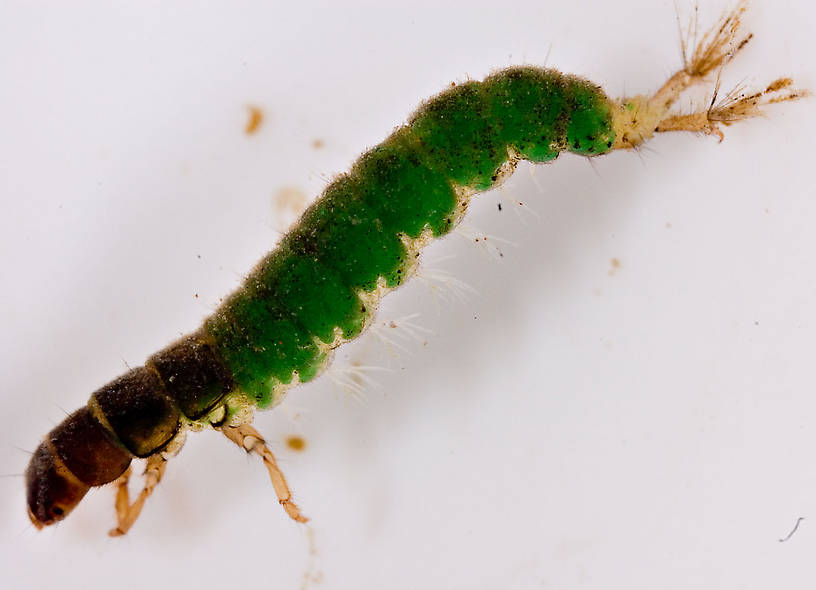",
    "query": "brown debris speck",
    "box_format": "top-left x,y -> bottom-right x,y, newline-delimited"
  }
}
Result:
245,105 -> 264,135
286,436 -> 307,452
274,186 -> 309,221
